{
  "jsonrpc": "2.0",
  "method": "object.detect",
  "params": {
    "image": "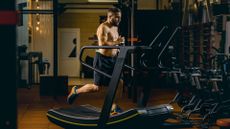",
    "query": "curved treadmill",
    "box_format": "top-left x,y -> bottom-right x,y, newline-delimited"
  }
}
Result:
47,104 -> 173,129
47,45 -> 177,129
